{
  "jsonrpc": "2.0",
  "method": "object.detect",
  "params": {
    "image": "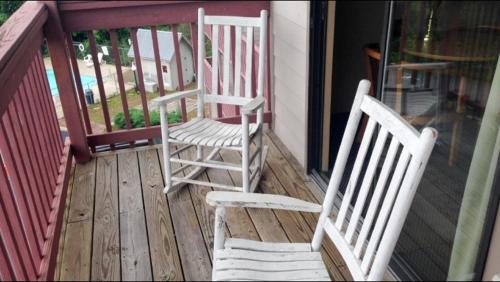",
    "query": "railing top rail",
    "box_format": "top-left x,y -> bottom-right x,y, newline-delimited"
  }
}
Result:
57,1 -> 269,32
0,1 -> 47,116
0,1 -> 47,74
